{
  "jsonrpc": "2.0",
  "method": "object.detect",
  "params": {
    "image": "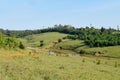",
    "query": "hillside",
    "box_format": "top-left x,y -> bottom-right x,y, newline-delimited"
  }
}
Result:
19,32 -> 67,47
53,39 -> 120,57
0,31 -> 120,80
18,32 -> 120,57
